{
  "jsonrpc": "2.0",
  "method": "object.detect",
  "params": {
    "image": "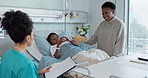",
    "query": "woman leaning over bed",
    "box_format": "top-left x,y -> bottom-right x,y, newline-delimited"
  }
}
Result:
0,10 -> 51,78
